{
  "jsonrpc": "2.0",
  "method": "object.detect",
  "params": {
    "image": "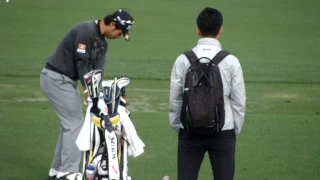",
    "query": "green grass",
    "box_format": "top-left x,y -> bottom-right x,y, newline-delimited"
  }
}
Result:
1,77 -> 319,179
0,0 -> 320,179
